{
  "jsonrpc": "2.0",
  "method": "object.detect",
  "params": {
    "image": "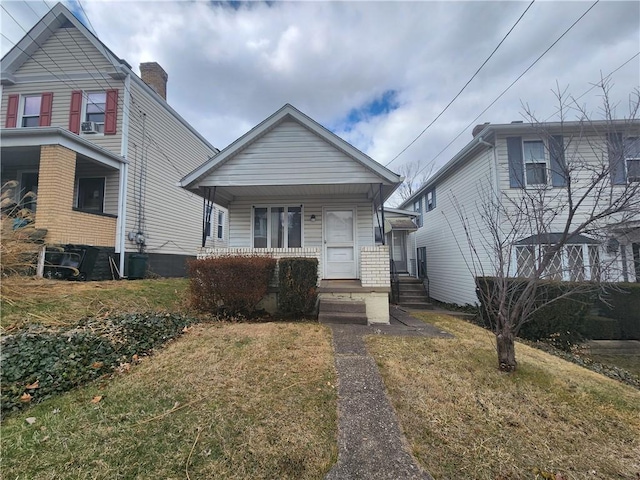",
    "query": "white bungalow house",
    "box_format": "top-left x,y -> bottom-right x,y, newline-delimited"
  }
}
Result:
179,104 -> 403,323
